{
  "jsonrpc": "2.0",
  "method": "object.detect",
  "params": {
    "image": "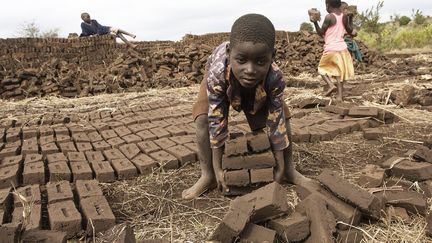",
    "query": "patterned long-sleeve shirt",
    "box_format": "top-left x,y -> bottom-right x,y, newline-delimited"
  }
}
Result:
207,42 -> 289,151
